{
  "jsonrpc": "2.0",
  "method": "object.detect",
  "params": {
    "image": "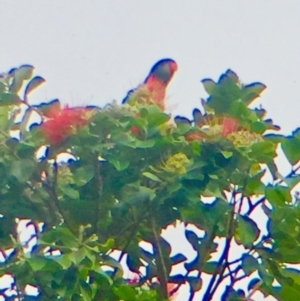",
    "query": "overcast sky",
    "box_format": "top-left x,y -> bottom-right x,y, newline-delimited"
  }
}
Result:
1,1 -> 299,300
1,1 -> 300,134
